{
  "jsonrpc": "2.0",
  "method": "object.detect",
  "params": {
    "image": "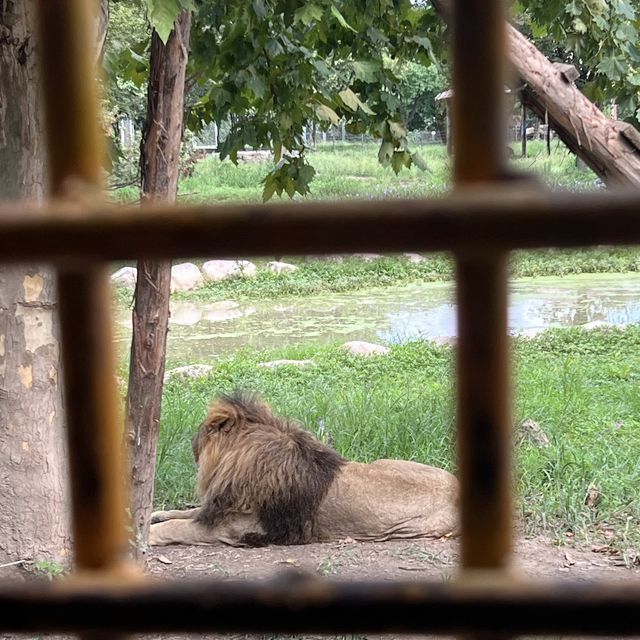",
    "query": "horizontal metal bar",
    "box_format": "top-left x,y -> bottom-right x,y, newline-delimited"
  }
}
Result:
1,574 -> 640,635
1,187 -> 640,263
